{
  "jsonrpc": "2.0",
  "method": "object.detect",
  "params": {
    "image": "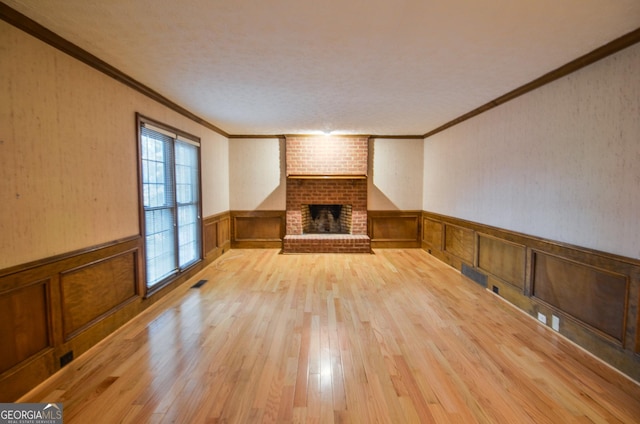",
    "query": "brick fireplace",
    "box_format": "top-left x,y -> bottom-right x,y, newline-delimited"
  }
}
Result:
283,136 -> 371,253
